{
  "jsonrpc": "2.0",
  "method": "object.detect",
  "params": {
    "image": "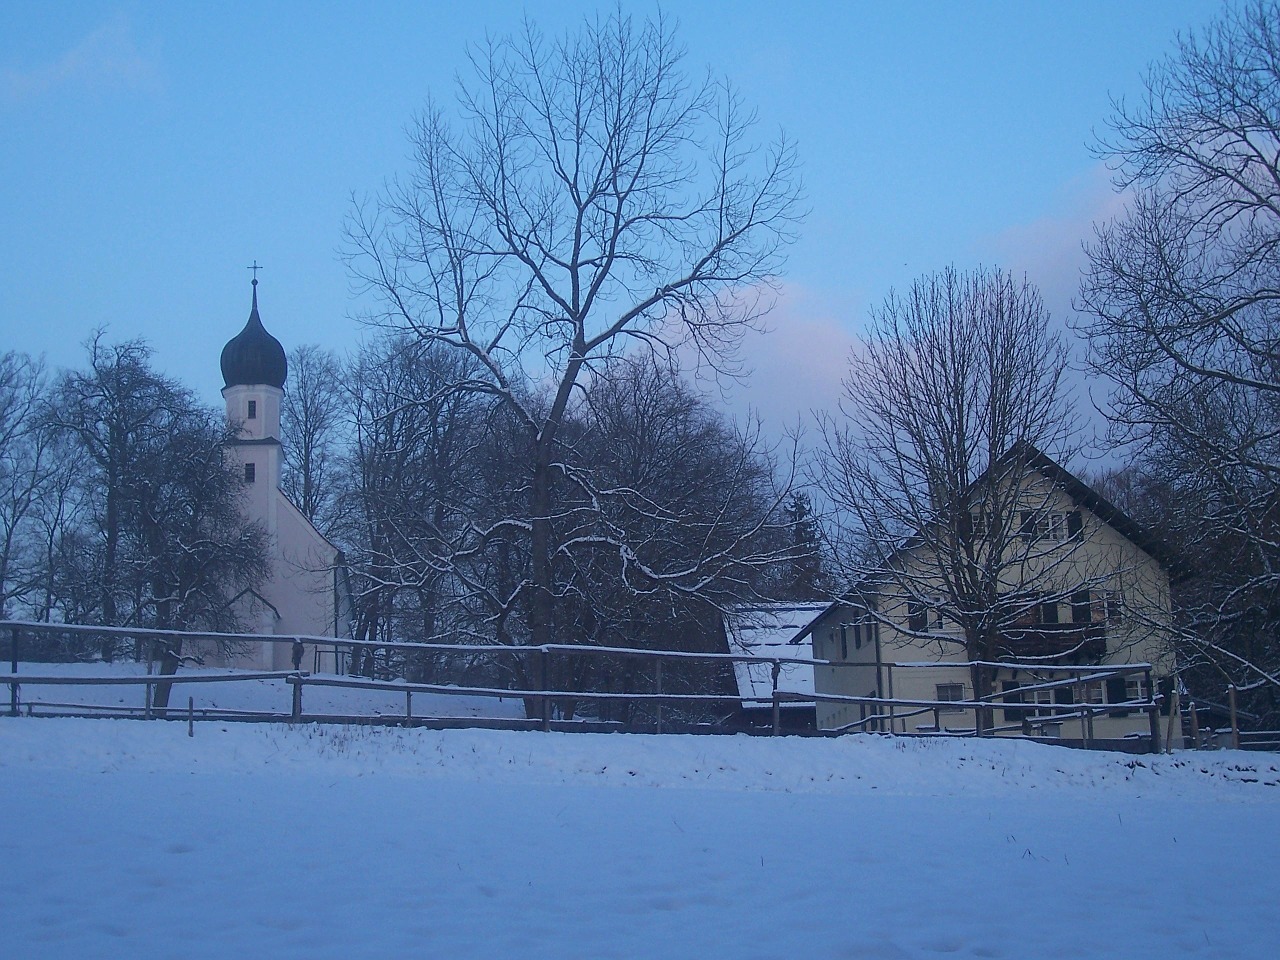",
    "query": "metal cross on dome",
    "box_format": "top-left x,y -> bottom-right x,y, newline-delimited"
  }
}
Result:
247,260 -> 263,282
